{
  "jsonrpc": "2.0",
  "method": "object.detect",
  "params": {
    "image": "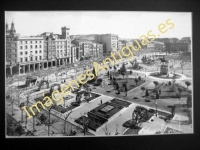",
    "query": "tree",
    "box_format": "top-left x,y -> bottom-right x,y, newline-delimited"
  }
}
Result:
63,110 -> 73,135
186,94 -> 192,107
39,113 -> 47,124
185,81 -> 191,89
177,87 -> 183,105
121,72 -> 125,79
122,83 -> 128,98
134,78 -> 139,86
145,89 -> 149,97
153,81 -> 159,87
101,125 -> 111,135
130,61 -> 134,67
11,98 -> 15,116
7,87 -> 16,116
141,87 -> 145,91
31,109 -> 39,133
132,107 -> 148,134
114,65 -> 117,71
120,63 -> 127,79
19,102 -> 25,123
159,89 -> 161,95
138,76 -> 141,81
14,124 -> 24,136
115,83 -> 120,94
113,80 -> 117,91
155,92 -> 160,117
17,89 -> 24,106
180,61 -> 184,74
25,94 -> 31,125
